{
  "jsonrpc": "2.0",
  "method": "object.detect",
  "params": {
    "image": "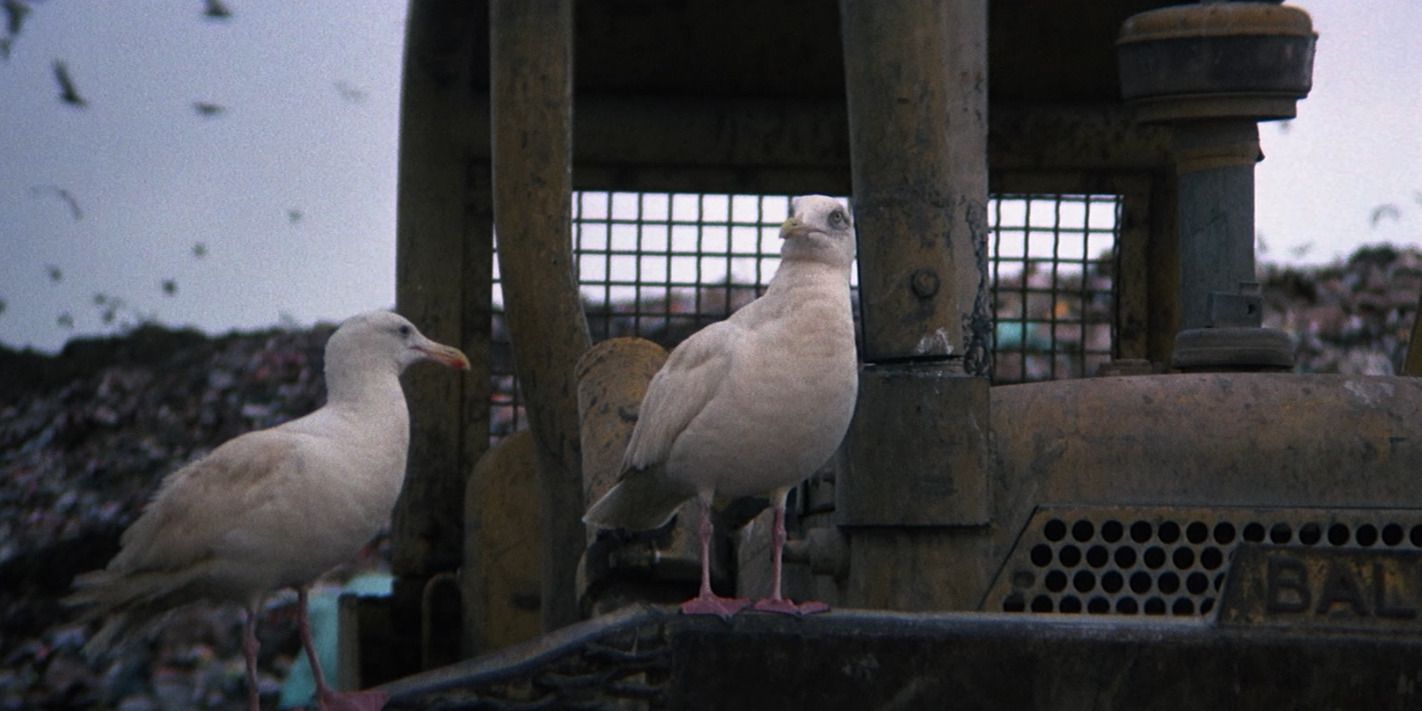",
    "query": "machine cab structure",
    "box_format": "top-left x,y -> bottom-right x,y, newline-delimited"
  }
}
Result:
349,2 -> 1422,708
